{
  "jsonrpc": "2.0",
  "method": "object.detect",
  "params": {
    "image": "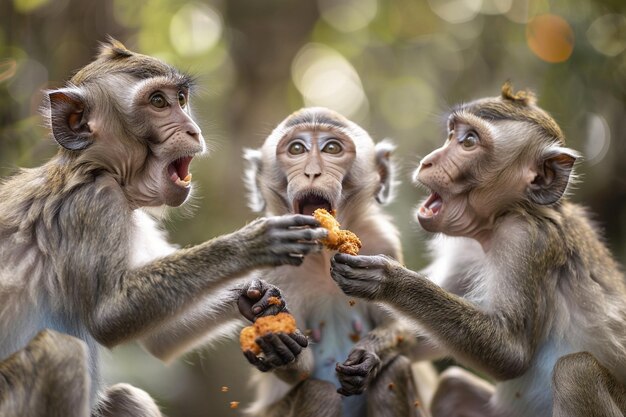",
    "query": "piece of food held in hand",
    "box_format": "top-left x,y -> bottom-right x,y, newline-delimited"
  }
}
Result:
240,312 -> 297,354
313,208 -> 362,255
